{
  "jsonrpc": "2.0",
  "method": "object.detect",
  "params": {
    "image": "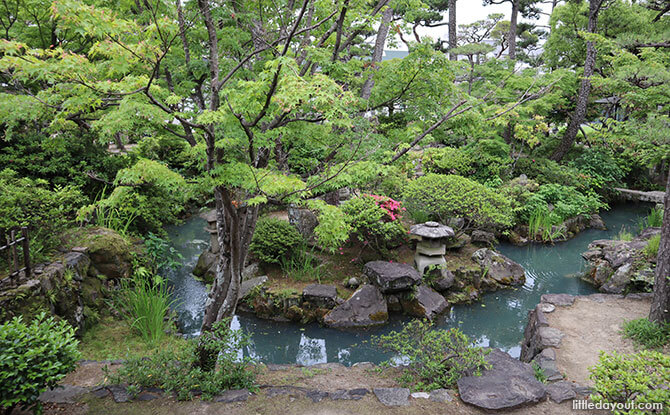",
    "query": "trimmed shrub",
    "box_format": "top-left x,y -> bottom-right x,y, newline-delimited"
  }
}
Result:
402,173 -> 514,231
589,350 -> 669,415
341,195 -> 407,257
250,217 -> 304,264
0,313 -> 80,414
